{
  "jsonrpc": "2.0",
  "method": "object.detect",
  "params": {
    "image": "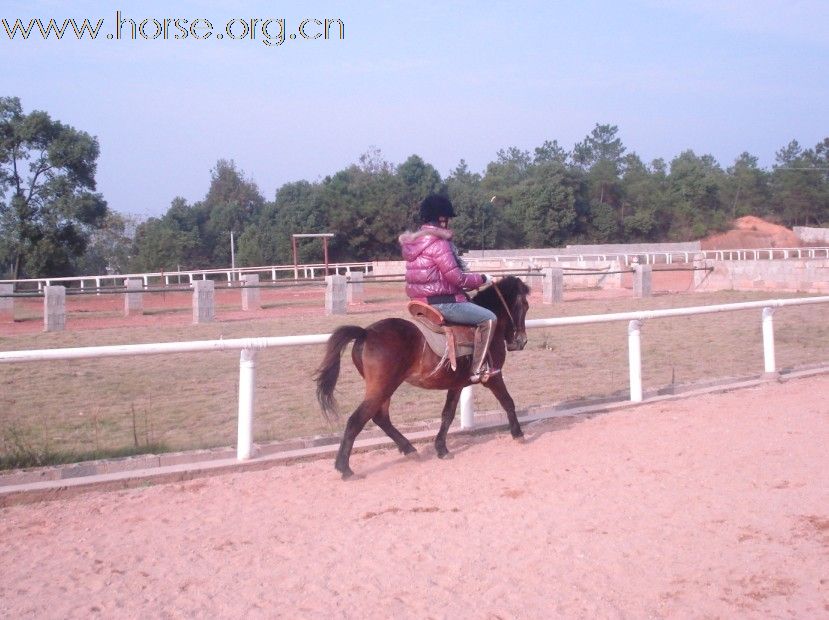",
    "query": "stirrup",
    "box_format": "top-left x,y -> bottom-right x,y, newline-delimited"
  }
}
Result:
482,368 -> 501,383
469,366 -> 501,384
